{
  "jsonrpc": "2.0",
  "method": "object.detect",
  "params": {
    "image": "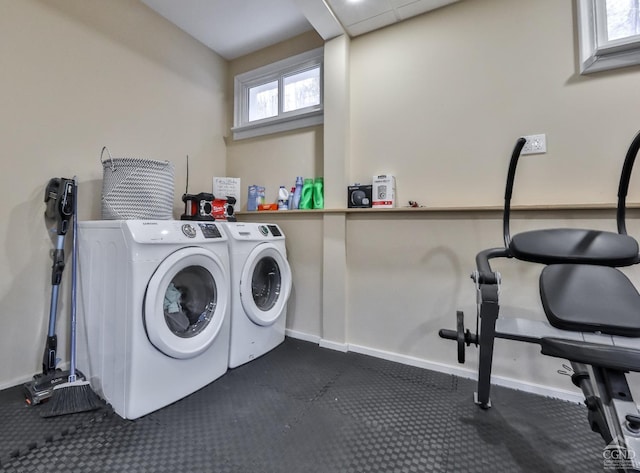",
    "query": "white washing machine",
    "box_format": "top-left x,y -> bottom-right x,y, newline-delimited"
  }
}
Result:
76,220 -> 231,419
222,222 -> 292,368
